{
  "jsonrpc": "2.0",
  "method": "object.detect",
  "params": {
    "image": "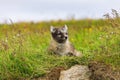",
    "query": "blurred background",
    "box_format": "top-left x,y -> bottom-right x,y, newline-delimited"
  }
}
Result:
0,0 -> 120,23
